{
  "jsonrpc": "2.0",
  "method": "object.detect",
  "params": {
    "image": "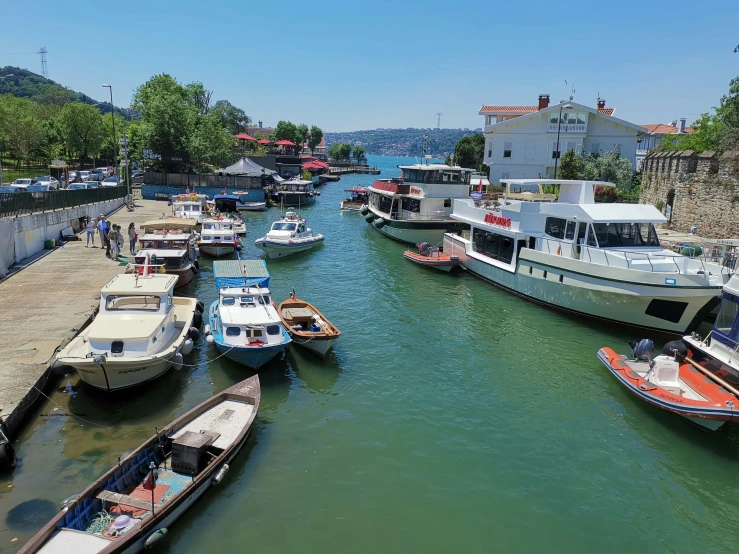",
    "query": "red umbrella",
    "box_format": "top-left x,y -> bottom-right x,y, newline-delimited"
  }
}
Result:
234,133 -> 257,141
302,161 -> 323,170
274,140 -> 296,146
257,139 -> 271,145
